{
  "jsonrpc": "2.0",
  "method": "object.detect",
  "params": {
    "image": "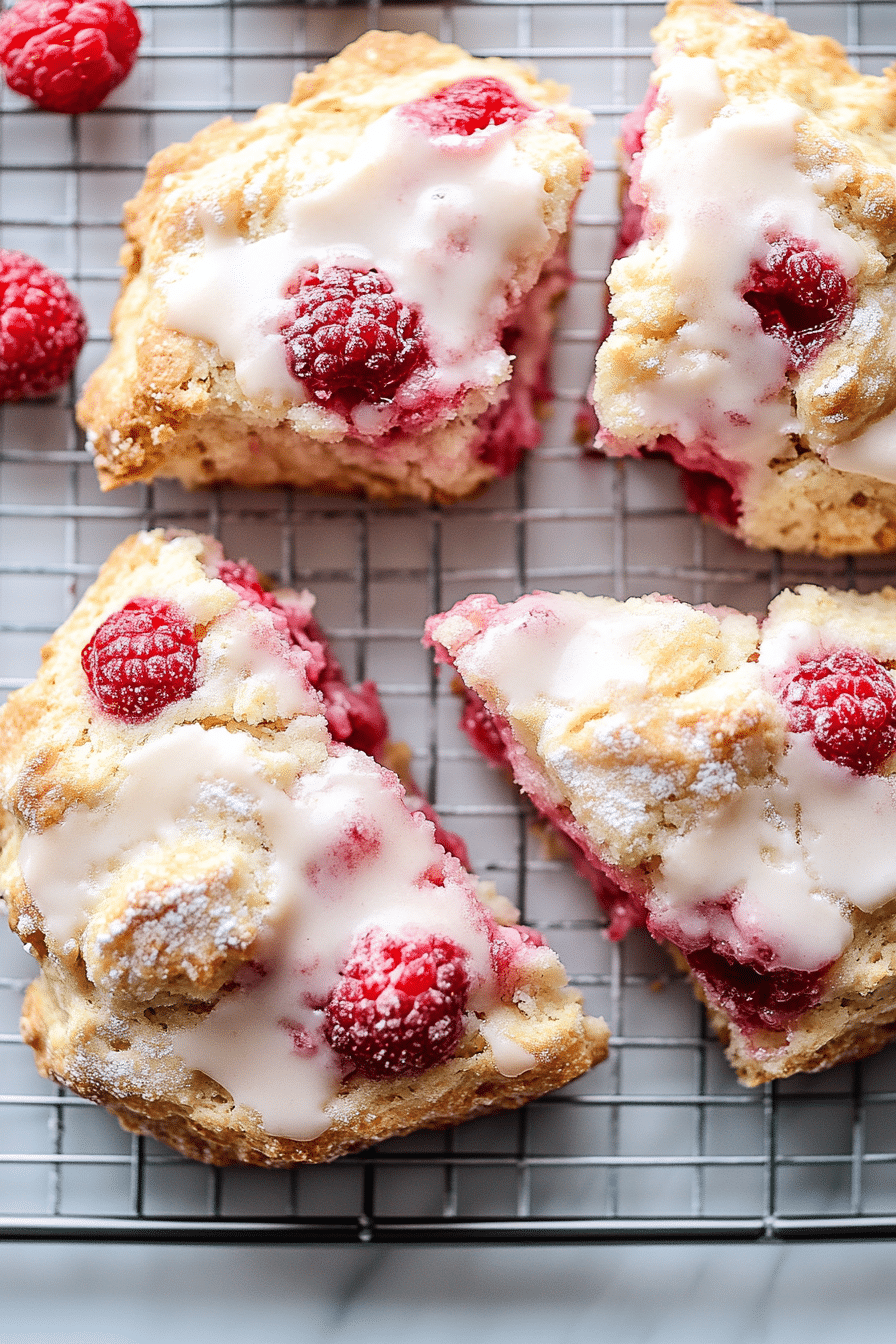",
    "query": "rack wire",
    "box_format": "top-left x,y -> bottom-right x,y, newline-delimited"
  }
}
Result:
2,0 -> 896,1245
